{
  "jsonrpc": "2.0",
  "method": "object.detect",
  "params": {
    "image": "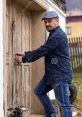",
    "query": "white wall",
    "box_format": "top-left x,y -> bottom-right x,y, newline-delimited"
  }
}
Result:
0,0 -> 4,116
